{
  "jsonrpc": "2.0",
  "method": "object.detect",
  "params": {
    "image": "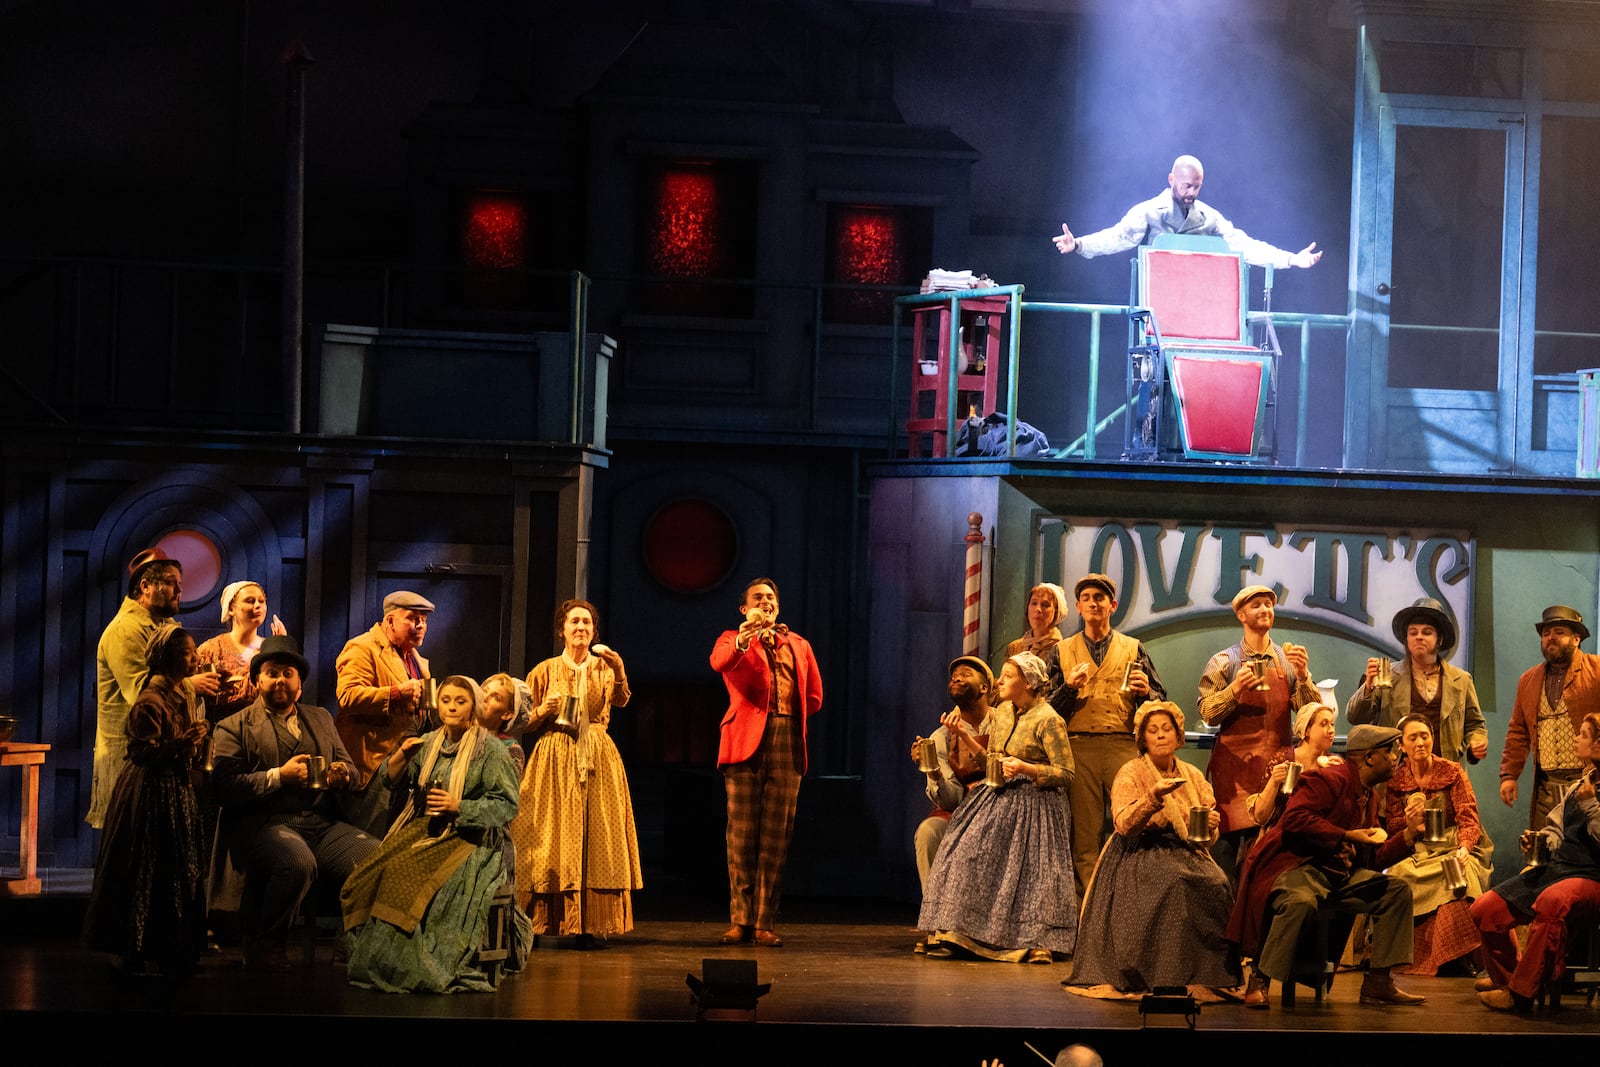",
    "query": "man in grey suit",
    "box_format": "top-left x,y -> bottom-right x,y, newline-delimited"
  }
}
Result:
213,635 -> 378,971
